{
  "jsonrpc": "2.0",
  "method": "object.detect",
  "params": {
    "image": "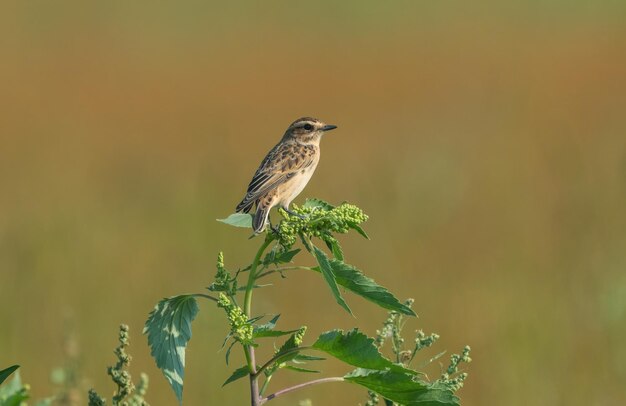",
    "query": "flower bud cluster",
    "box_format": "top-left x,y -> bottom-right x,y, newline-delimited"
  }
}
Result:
293,326 -> 307,346
374,310 -> 397,348
108,324 -> 136,403
414,330 -> 440,352
208,252 -> 237,295
88,390 -> 106,406
439,345 -> 471,391
217,293 -> 254,345
276,203 -> 368,248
